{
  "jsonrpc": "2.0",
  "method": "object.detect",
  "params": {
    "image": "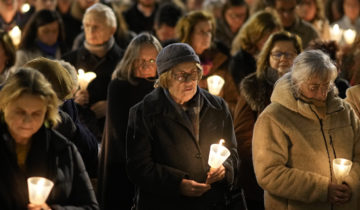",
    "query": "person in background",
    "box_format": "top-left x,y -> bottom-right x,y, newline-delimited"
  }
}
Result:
333,0 -> 360,33
0,68 -> 99,210
24,57 -> 99,178
215,0 -> 249,51
153,2 -> 184,44
126,43 -> 240,209
268,0 -> 319,48
253,50 -> 360,210
176,10 -> 238,114
345,84 -> 360,117
296,0 -> 331,40
325,0 -> 344,24
307,40 -> 350,98
98,32 -> 162,210
123,0 -> 158,34
0,30 -> 15,83
62,3 -> 124,142
202,0 -> 225,19
233,31 -> 302,210
0,0 -> 25,31
14,10 -> 67,68
230,10 -> 282,87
